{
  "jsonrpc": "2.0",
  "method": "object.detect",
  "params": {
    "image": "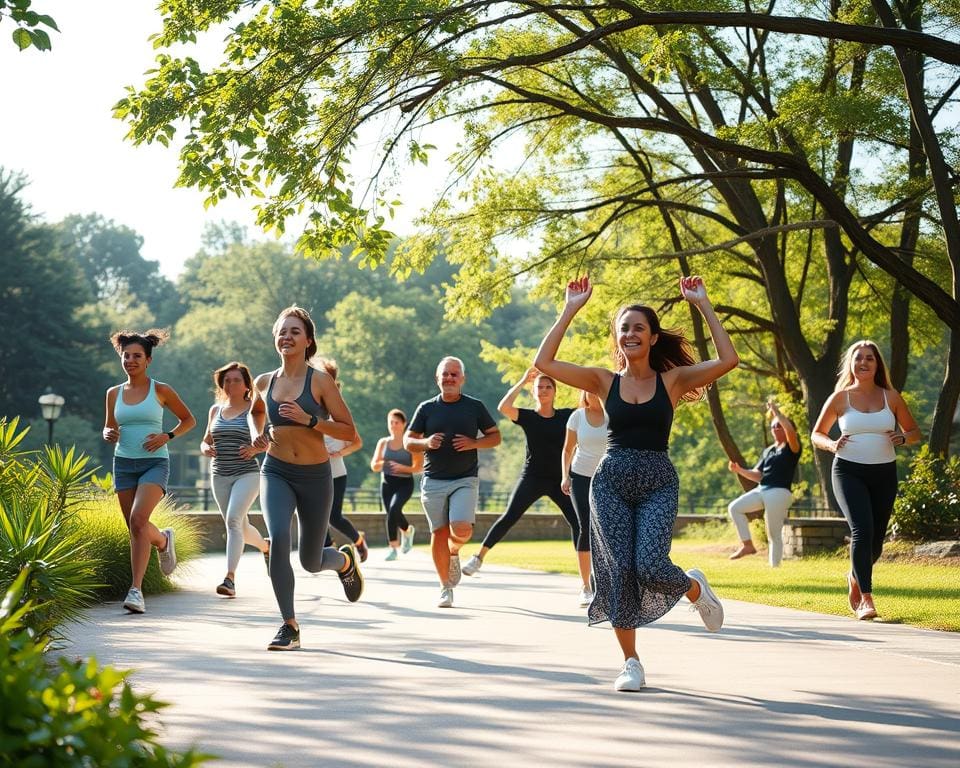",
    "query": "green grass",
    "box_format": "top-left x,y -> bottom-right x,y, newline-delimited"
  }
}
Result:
469,524 -> 960,632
